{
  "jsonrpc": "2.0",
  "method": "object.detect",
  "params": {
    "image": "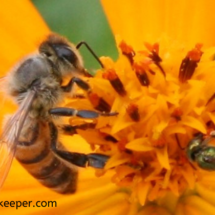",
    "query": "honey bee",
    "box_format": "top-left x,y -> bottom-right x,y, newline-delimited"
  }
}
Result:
0,33 -> 115,193
186,132 -> 215,170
